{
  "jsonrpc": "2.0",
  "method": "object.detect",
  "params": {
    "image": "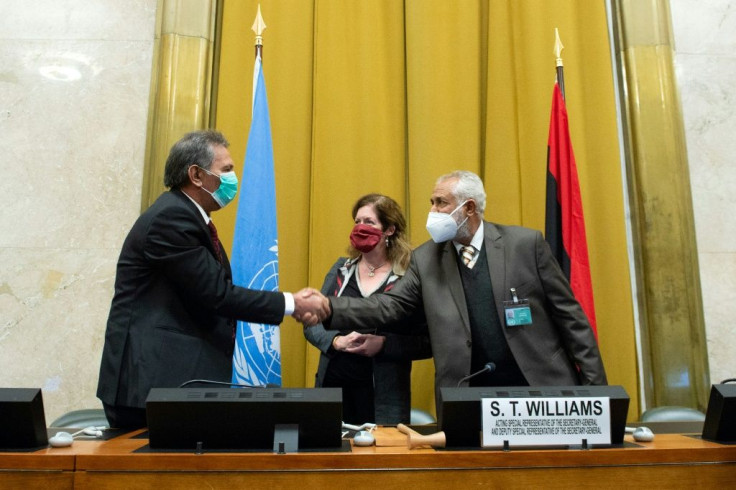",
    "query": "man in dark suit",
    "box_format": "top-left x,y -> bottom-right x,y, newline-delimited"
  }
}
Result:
324,170 -> 606,403
97,130 -> 328,428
